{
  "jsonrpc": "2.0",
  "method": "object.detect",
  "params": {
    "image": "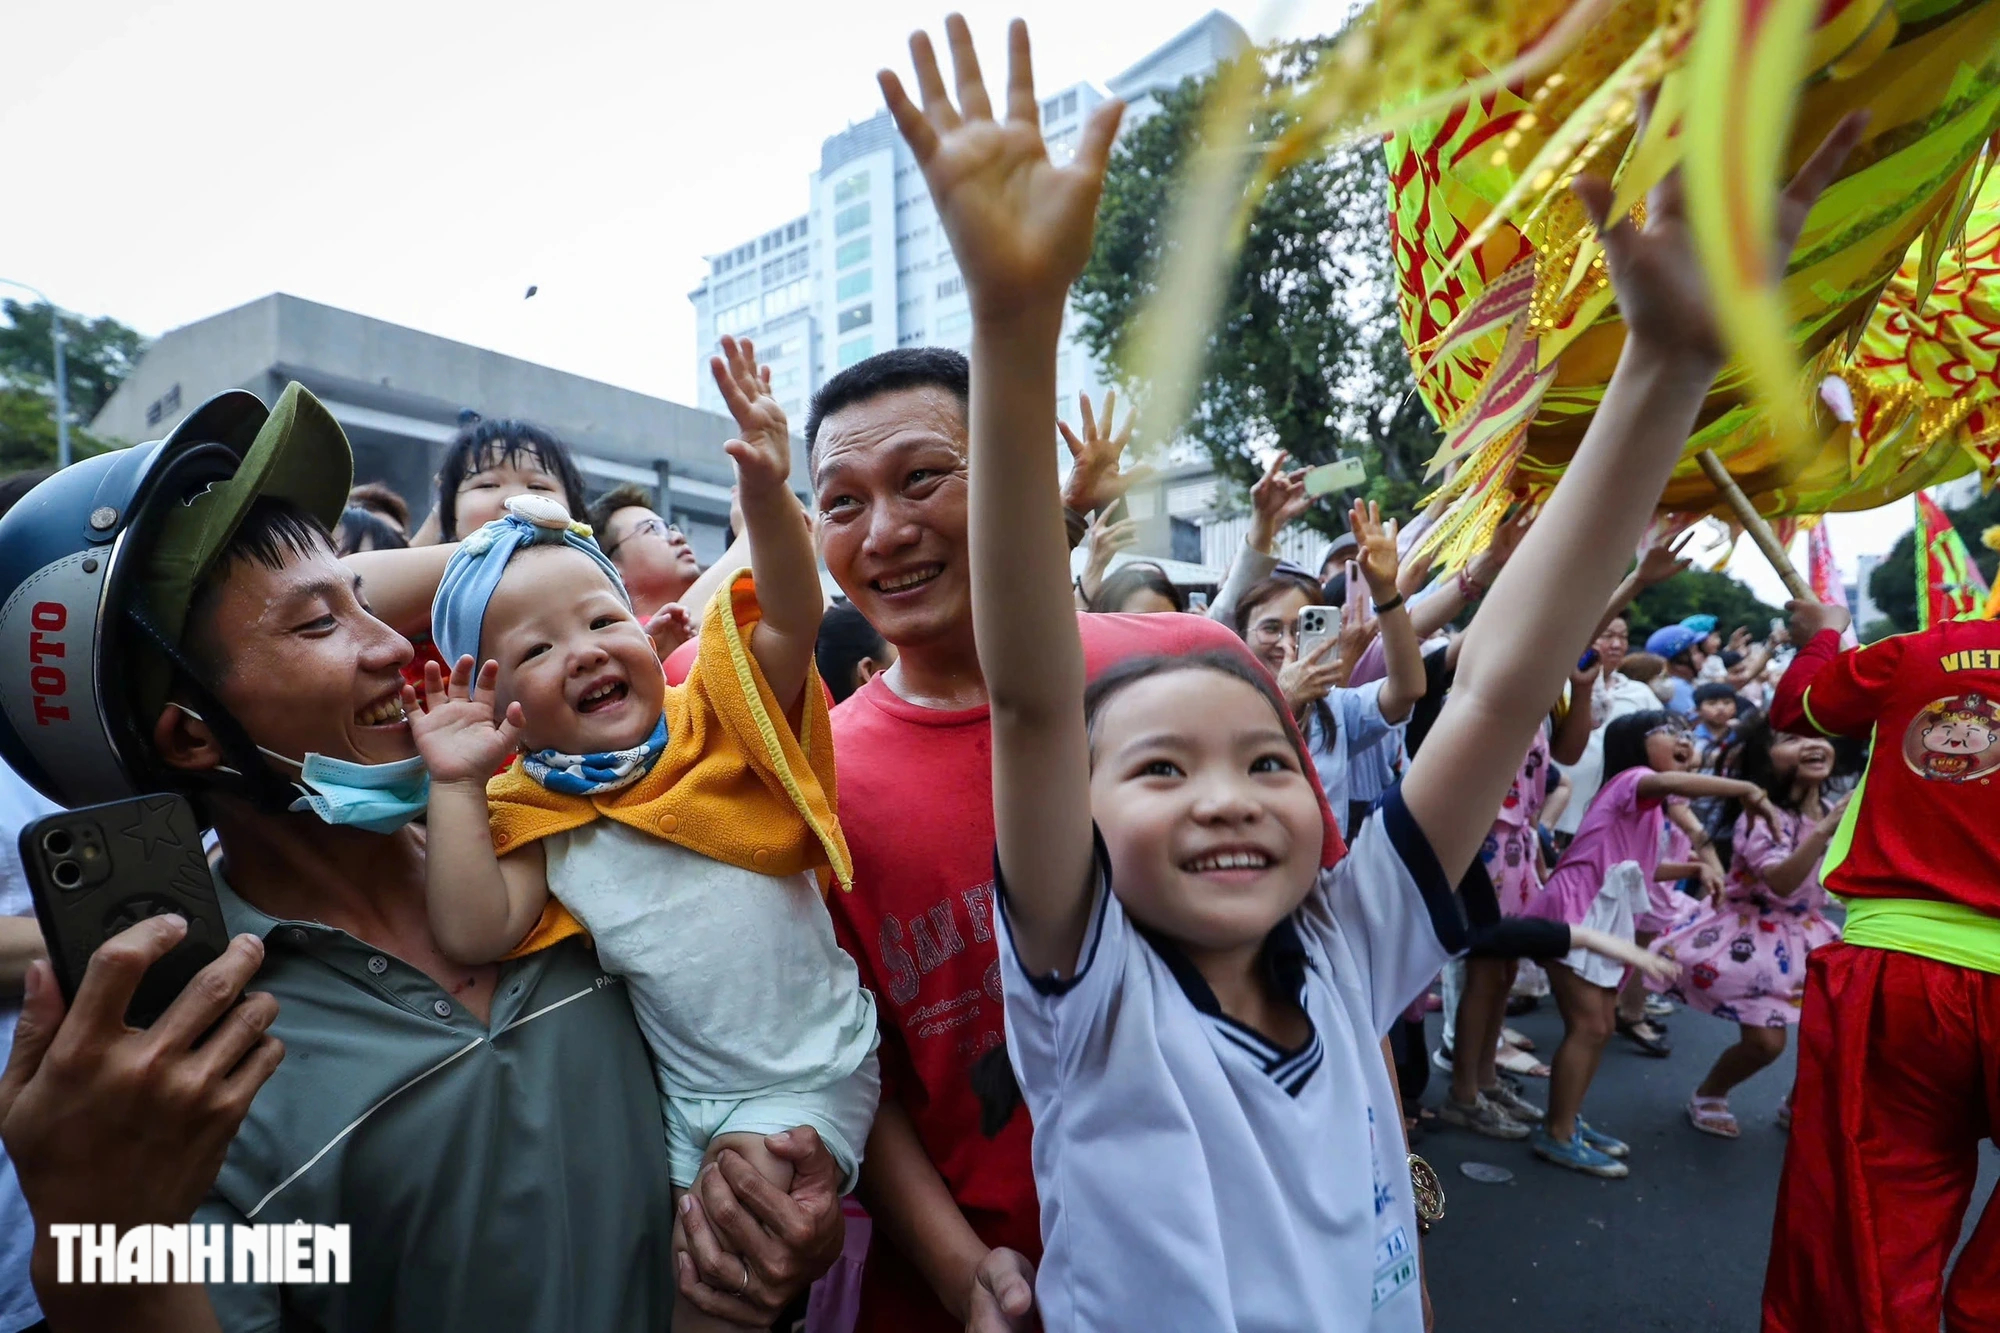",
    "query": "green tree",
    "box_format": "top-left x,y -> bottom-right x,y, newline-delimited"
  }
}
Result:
1072,41 -> 1437,535
0,300 -> 146,470
1624,569 -> 1783,642
1865,489 -> 2000,635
